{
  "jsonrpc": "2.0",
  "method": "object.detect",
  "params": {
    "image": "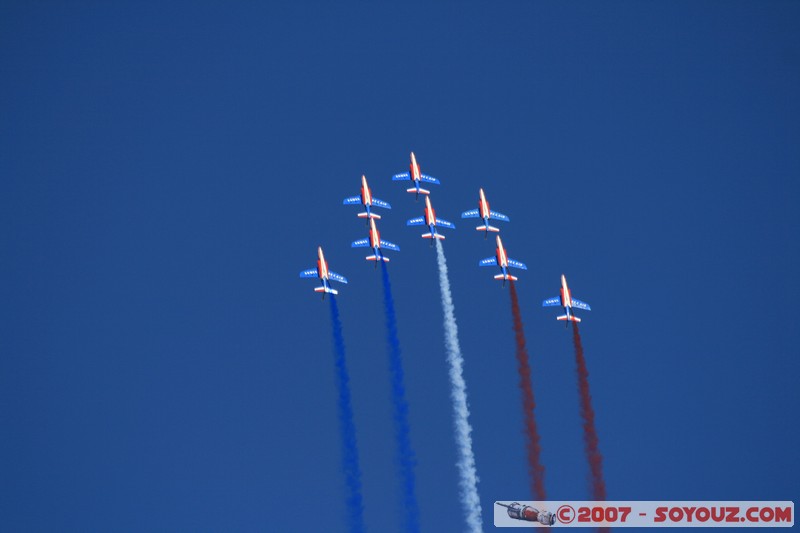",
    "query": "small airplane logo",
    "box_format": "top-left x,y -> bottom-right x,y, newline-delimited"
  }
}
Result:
496,502 -> 555,526
299,247 -> 348,299
479,235 -> 527,286
461,188 -> 510,237
542,274 -> 591,326
392,152 -> 440,200
407,196 -> 455,245
351,218 -> 400,266
343,175 -> 391,223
